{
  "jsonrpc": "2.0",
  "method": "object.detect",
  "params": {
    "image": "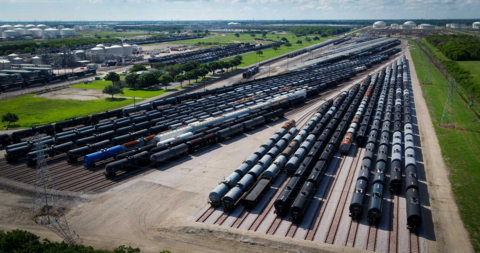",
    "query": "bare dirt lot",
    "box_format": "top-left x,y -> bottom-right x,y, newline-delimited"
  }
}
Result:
36,88 -> 116,101
0,42 -> 470,253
